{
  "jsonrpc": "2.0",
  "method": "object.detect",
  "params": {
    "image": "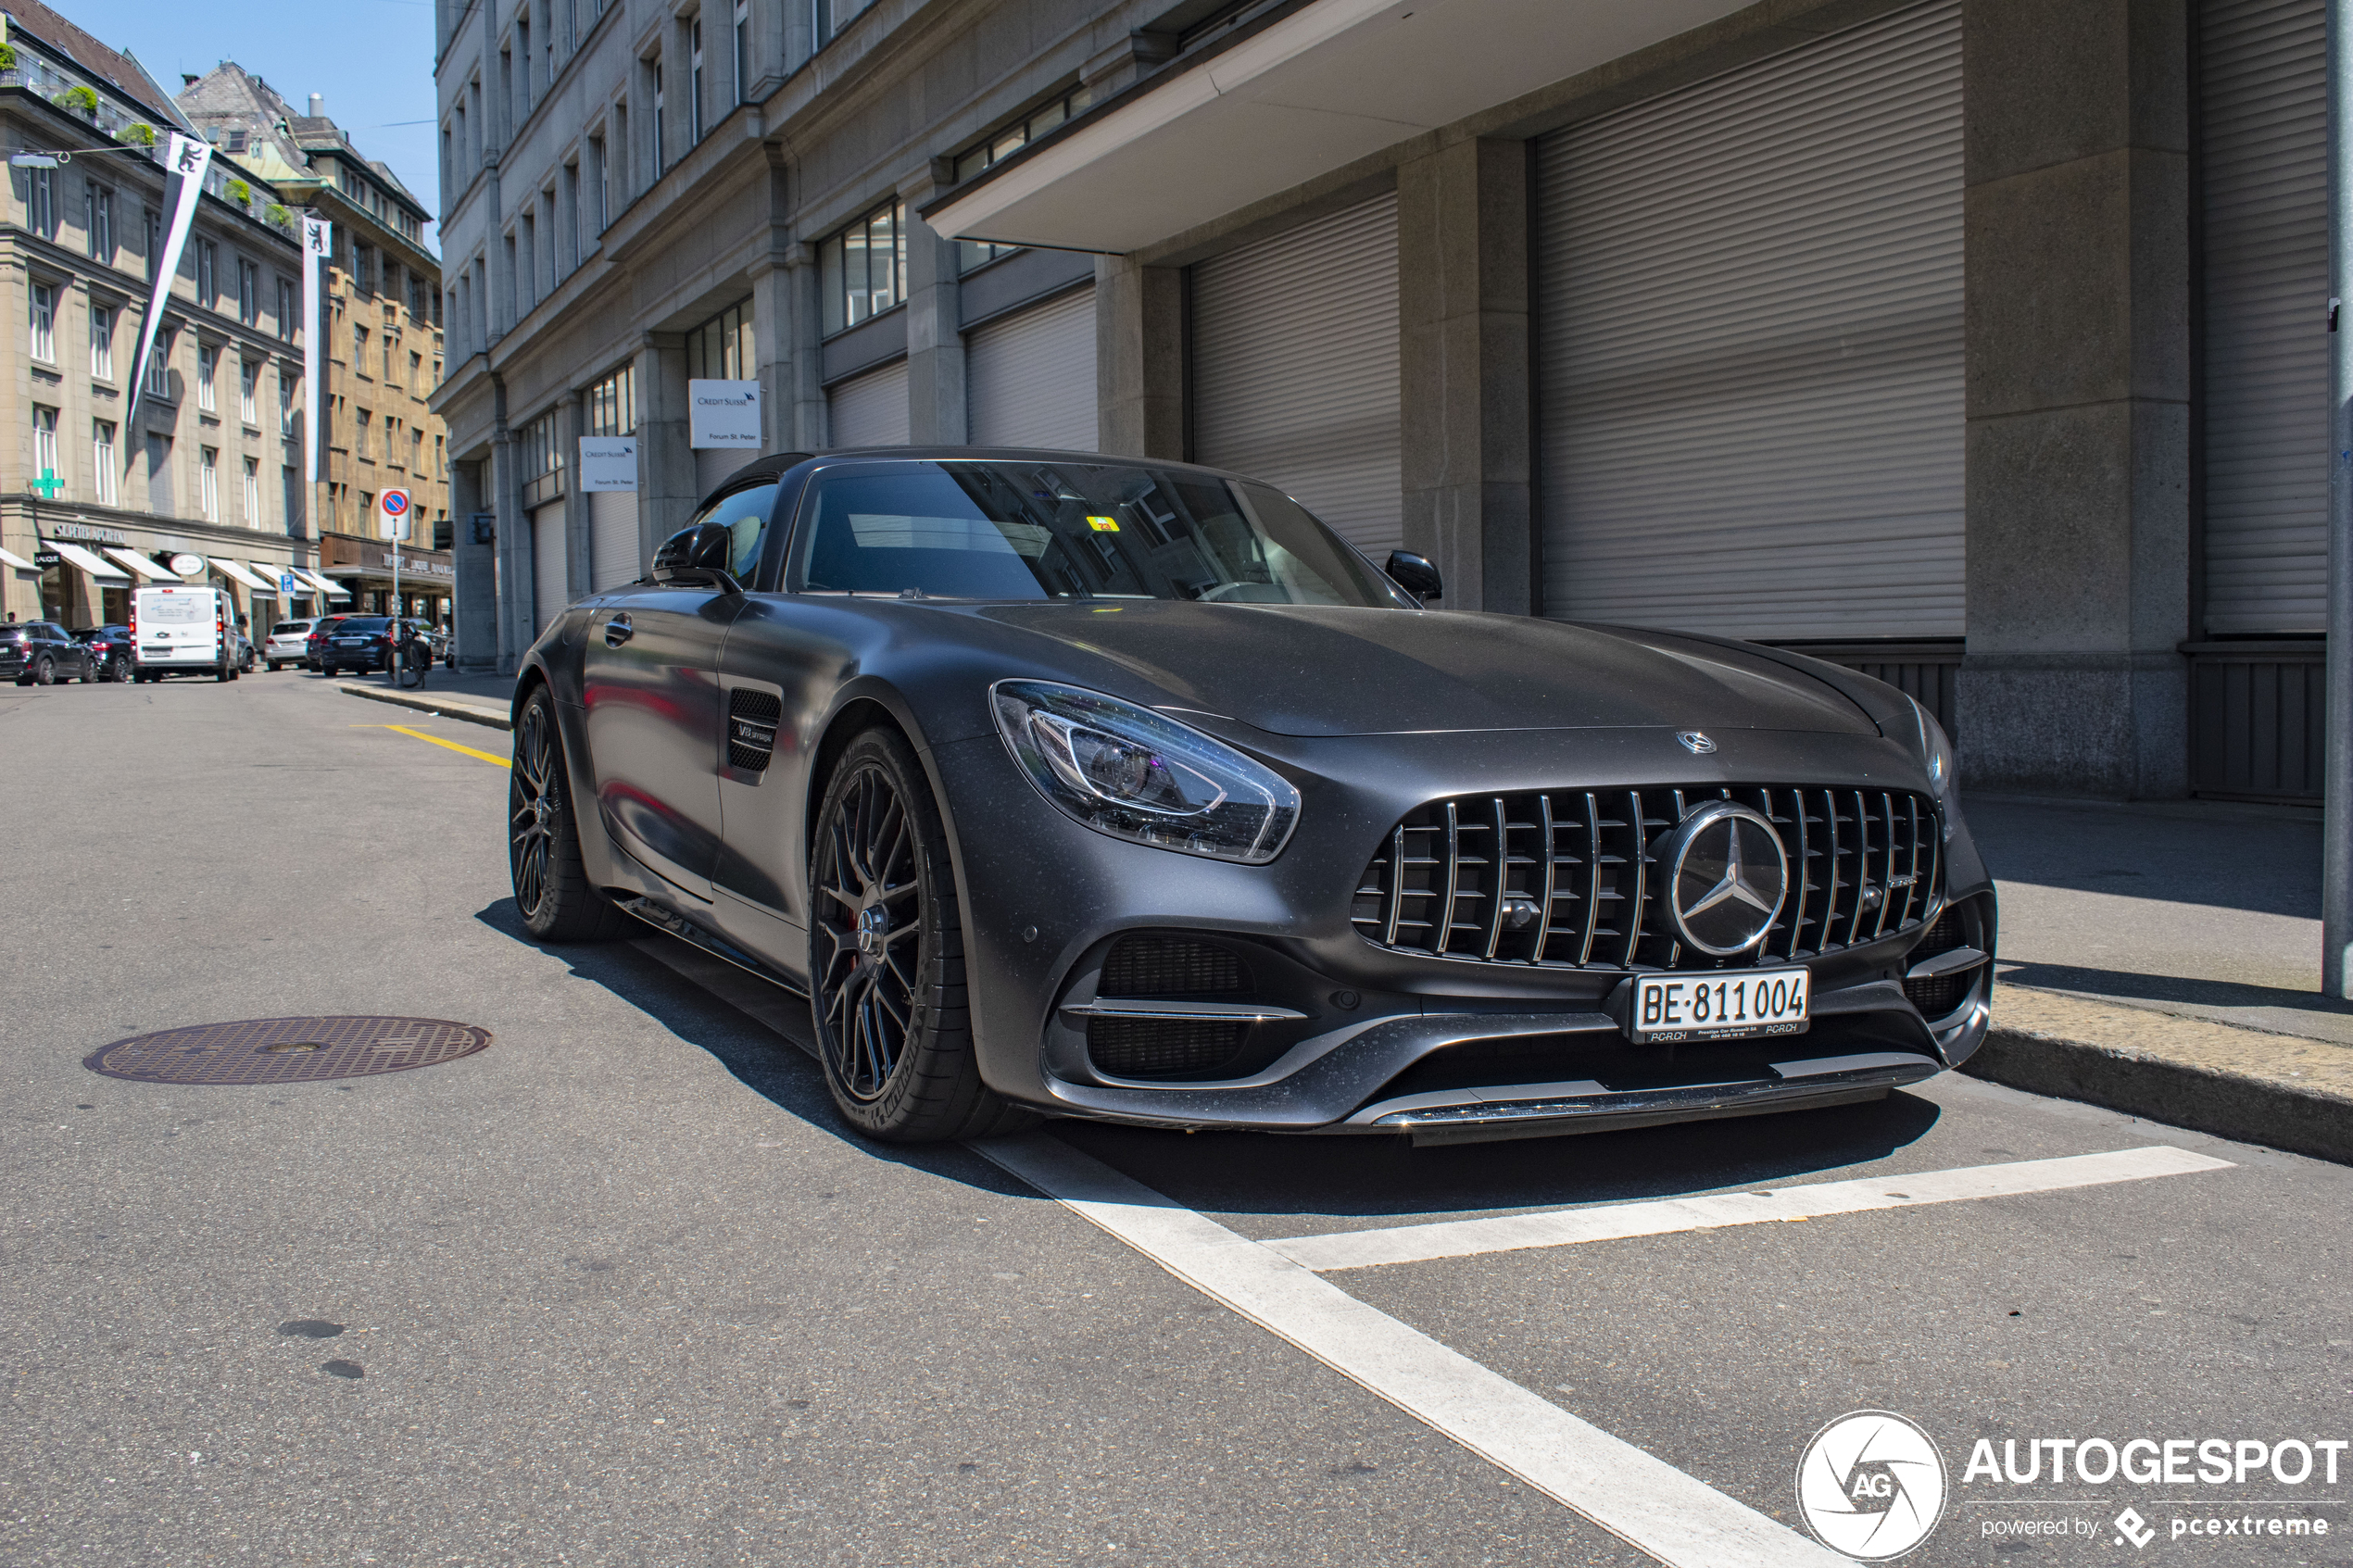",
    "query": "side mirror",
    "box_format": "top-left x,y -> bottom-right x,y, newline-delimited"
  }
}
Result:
651,522 -> 744,594
1384,550 -> 1442,602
